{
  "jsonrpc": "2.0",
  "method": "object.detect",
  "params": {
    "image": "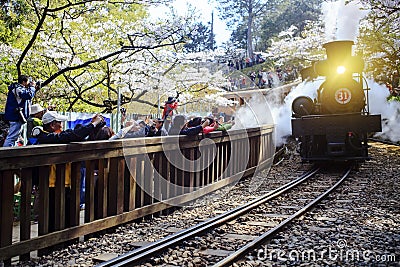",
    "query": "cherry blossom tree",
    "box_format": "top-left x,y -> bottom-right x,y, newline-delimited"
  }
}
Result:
0,0 -> 236,113
266,21 -> 326,68
0,0 -> 201,111
356,0 -> 399,85
127,49 -> 234,114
